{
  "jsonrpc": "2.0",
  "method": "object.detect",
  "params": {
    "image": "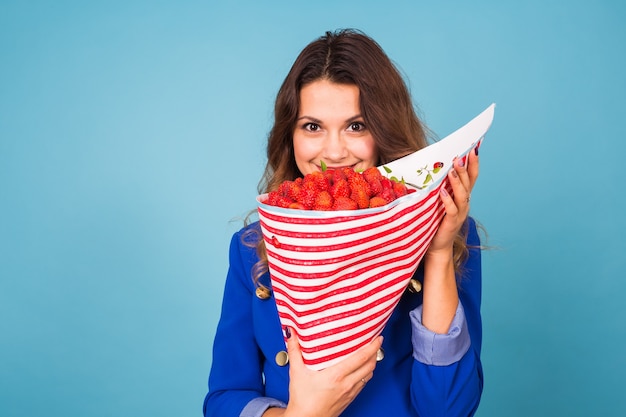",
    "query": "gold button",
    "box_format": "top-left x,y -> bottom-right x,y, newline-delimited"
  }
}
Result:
376,348 -> 385,362
255,286 -> 271,300
408,279 -> 422,293
275,350 -> 289,366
